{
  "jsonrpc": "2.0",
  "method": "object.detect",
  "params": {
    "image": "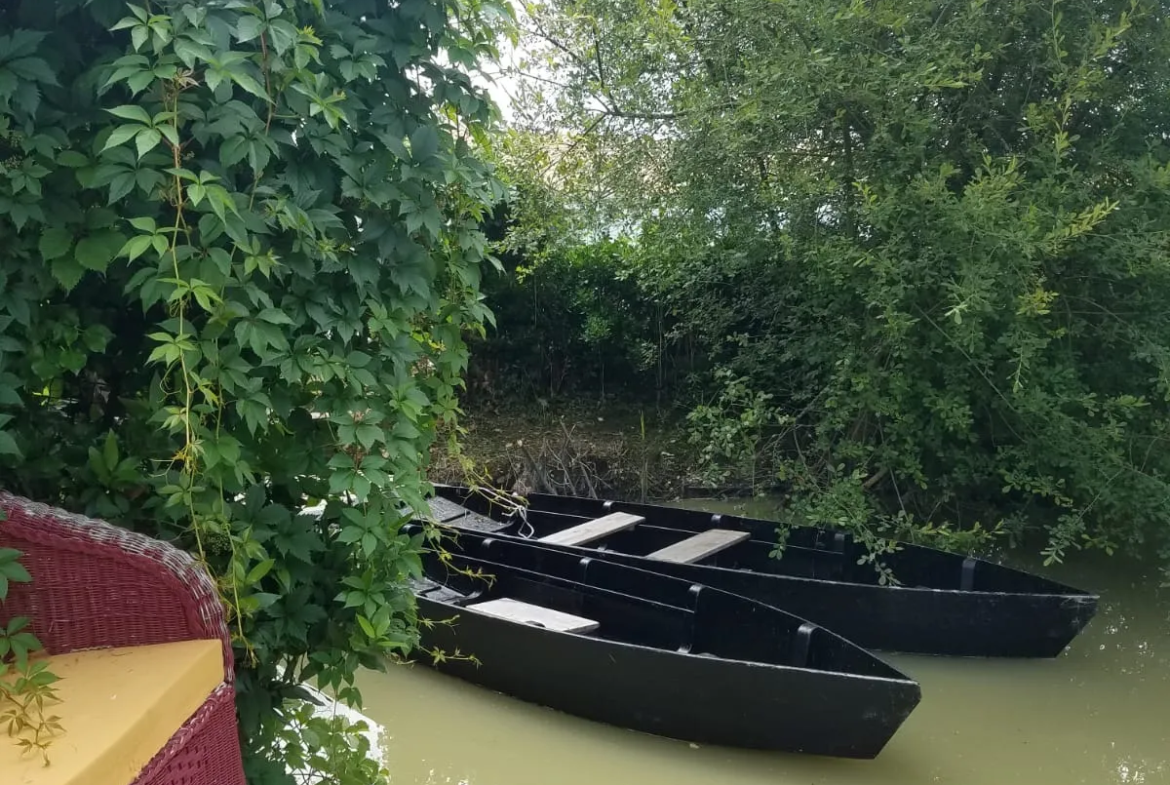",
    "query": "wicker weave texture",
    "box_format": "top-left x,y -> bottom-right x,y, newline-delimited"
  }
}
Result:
134,682 -> 247,785
0,493 -> 246,785
0,493 -> 233,680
